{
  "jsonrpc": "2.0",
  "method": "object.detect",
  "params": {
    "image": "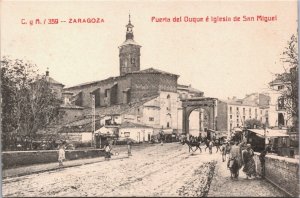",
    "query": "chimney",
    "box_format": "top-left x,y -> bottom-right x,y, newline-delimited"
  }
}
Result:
46,67 -> 49,76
